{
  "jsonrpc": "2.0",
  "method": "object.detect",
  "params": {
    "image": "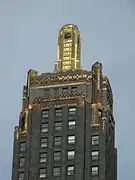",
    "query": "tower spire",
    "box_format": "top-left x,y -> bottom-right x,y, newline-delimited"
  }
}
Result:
55,24 -> 81,72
